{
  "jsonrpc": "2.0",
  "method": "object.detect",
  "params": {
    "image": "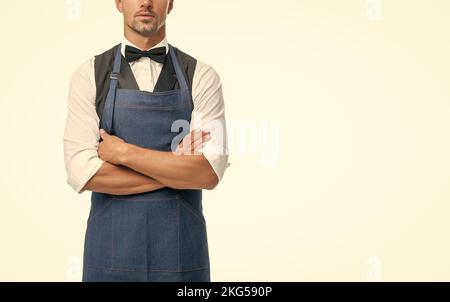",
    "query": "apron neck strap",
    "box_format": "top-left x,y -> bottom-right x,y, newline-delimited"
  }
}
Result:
168,44 -> 189,91
111,43 -> 123,79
